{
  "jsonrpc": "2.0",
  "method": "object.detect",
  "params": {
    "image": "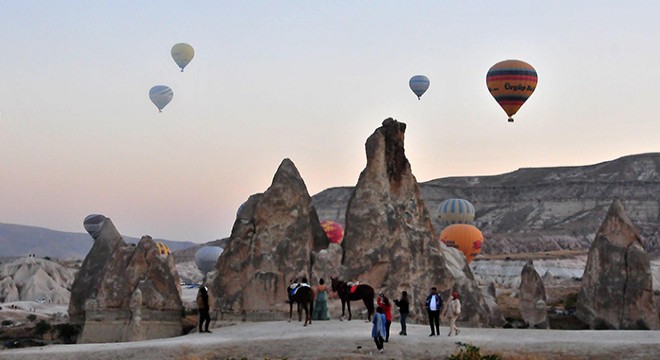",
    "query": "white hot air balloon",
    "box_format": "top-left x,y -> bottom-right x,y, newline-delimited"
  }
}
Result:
171,43 -> 195,72
149,85 -> 173,112
195,246 -> 224,275
409,75 -> 430,100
